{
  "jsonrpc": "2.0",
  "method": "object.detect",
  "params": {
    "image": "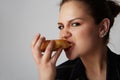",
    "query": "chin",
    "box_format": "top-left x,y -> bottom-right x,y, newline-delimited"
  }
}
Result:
64,49 -> 88,60
66,55 -> 77,60
64,45 -> 86,60
64,50 -> 78,60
